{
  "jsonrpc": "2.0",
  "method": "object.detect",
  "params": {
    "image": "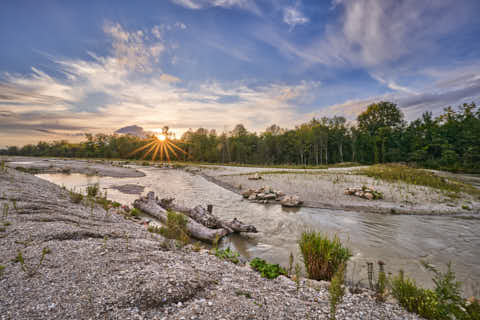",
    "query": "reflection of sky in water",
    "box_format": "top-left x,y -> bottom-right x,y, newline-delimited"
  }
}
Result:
37,167 -> 480,296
